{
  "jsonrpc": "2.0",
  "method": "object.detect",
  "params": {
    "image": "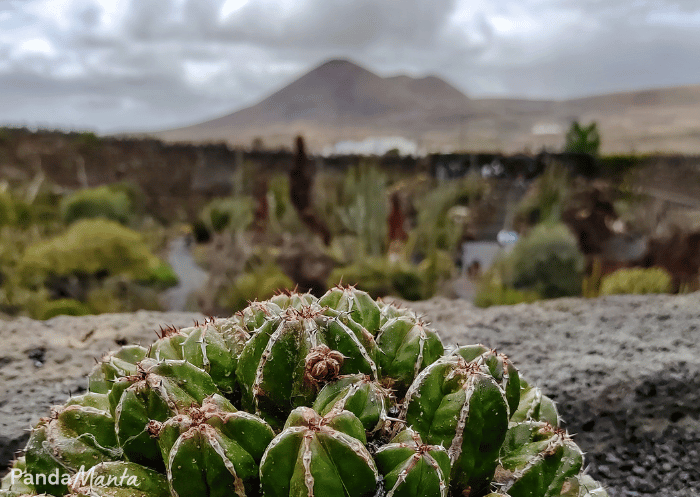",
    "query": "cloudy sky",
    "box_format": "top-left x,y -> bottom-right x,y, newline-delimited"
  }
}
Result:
2,0 -> 700,133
